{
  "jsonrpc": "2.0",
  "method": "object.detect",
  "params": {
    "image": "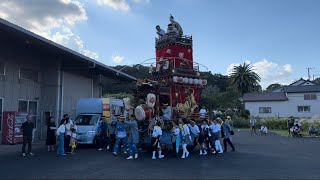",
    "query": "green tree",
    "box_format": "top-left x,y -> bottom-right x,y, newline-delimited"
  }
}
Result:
266,83 -> 282,91
313,77 -> 320,85
201,72 -> 229,92
229,63 -> 261,95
